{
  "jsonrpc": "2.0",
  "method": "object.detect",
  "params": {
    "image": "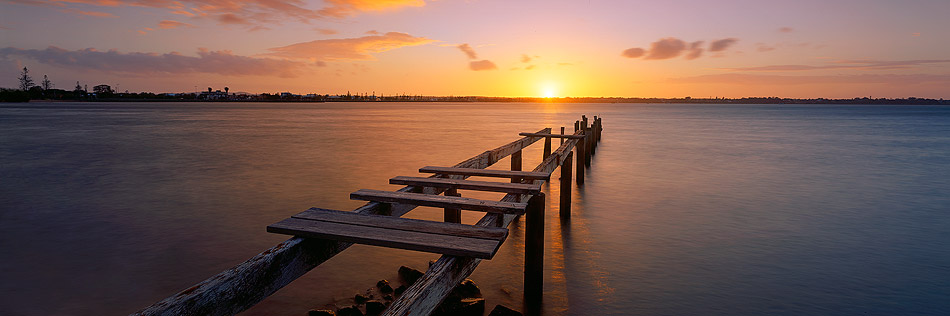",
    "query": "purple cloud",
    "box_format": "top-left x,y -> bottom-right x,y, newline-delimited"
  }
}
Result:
709,38 -> 739,52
